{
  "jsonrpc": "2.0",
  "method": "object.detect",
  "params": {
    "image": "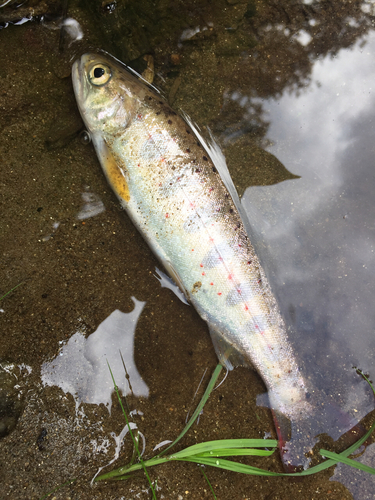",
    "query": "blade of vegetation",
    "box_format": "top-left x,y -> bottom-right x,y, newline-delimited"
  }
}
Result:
39,479 -> 76,500
169,439 -> 277,459
106,361 -> 157,500
199,466 -> 217,500
319,449 -> 375,474
194,448 -> 274,458
157,363 -> 224,457
0,282 -> 24,301
96,364 -> 375,484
